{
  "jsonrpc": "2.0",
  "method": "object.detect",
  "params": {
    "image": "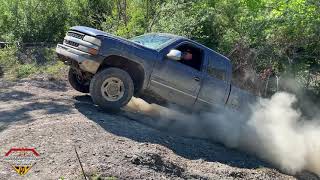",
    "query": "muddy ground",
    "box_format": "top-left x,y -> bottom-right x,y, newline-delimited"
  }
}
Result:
0,78 -> 317,180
